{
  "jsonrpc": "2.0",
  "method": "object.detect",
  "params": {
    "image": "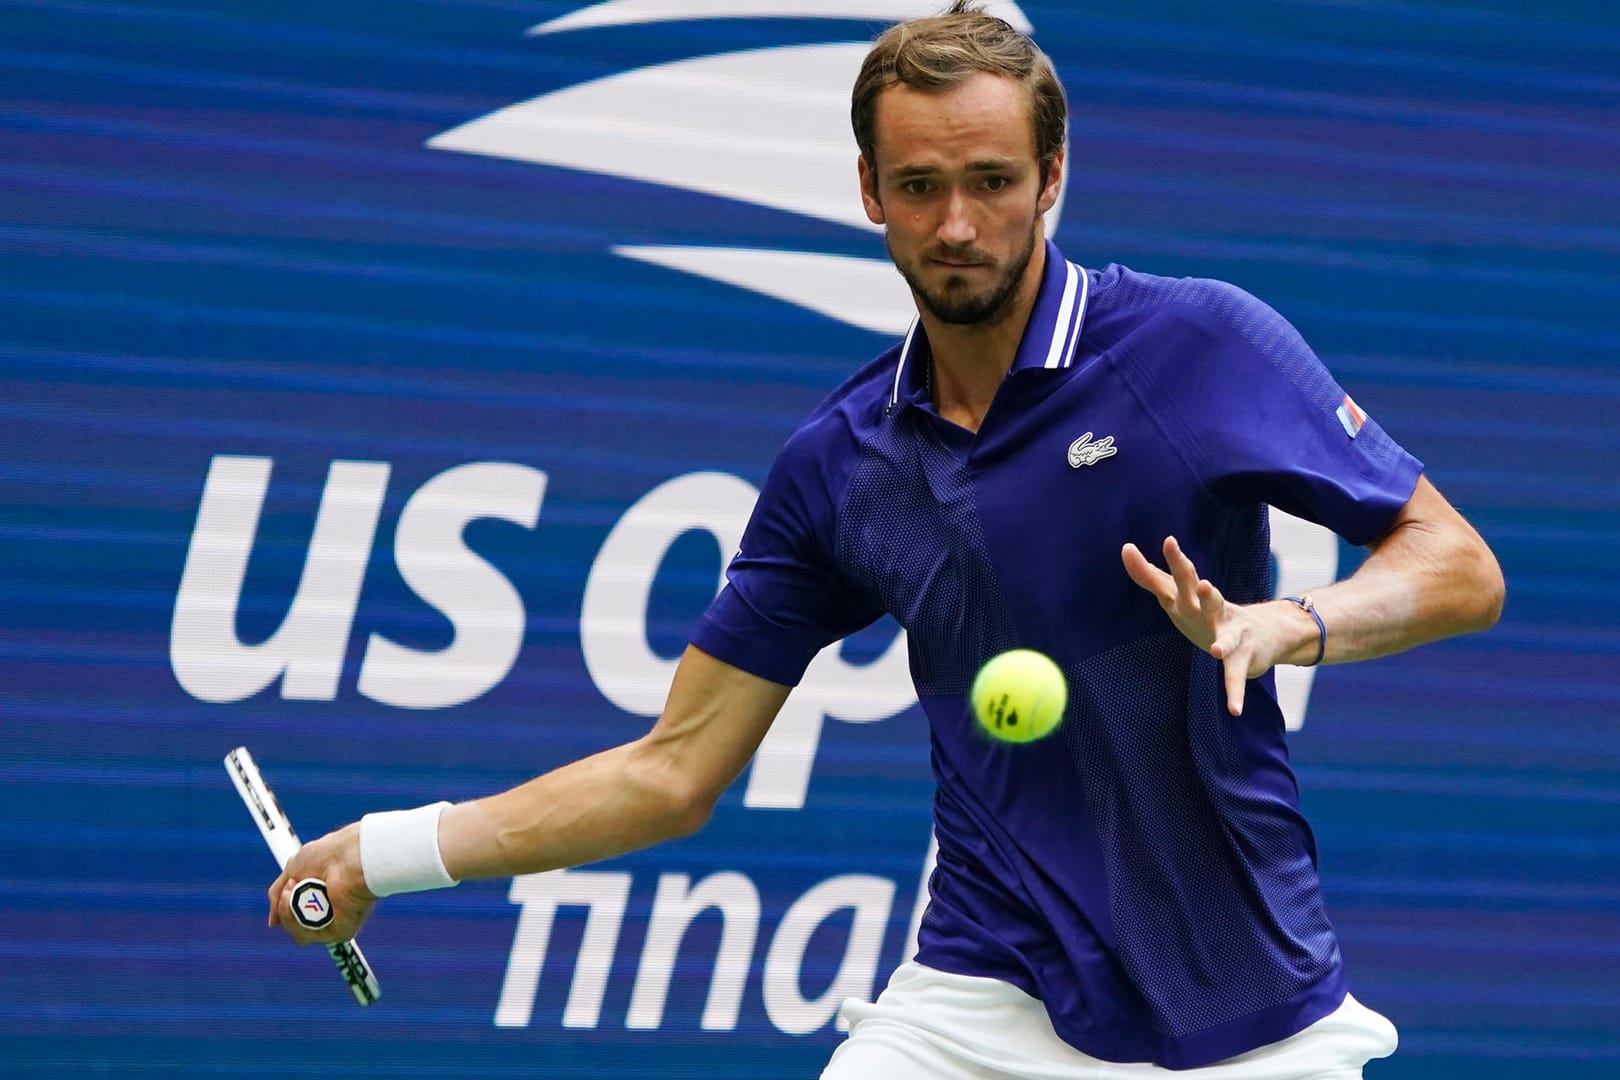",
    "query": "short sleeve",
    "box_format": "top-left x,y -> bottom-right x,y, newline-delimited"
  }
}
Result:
690,428 -> 885,687
1133,280 -> 1423,546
